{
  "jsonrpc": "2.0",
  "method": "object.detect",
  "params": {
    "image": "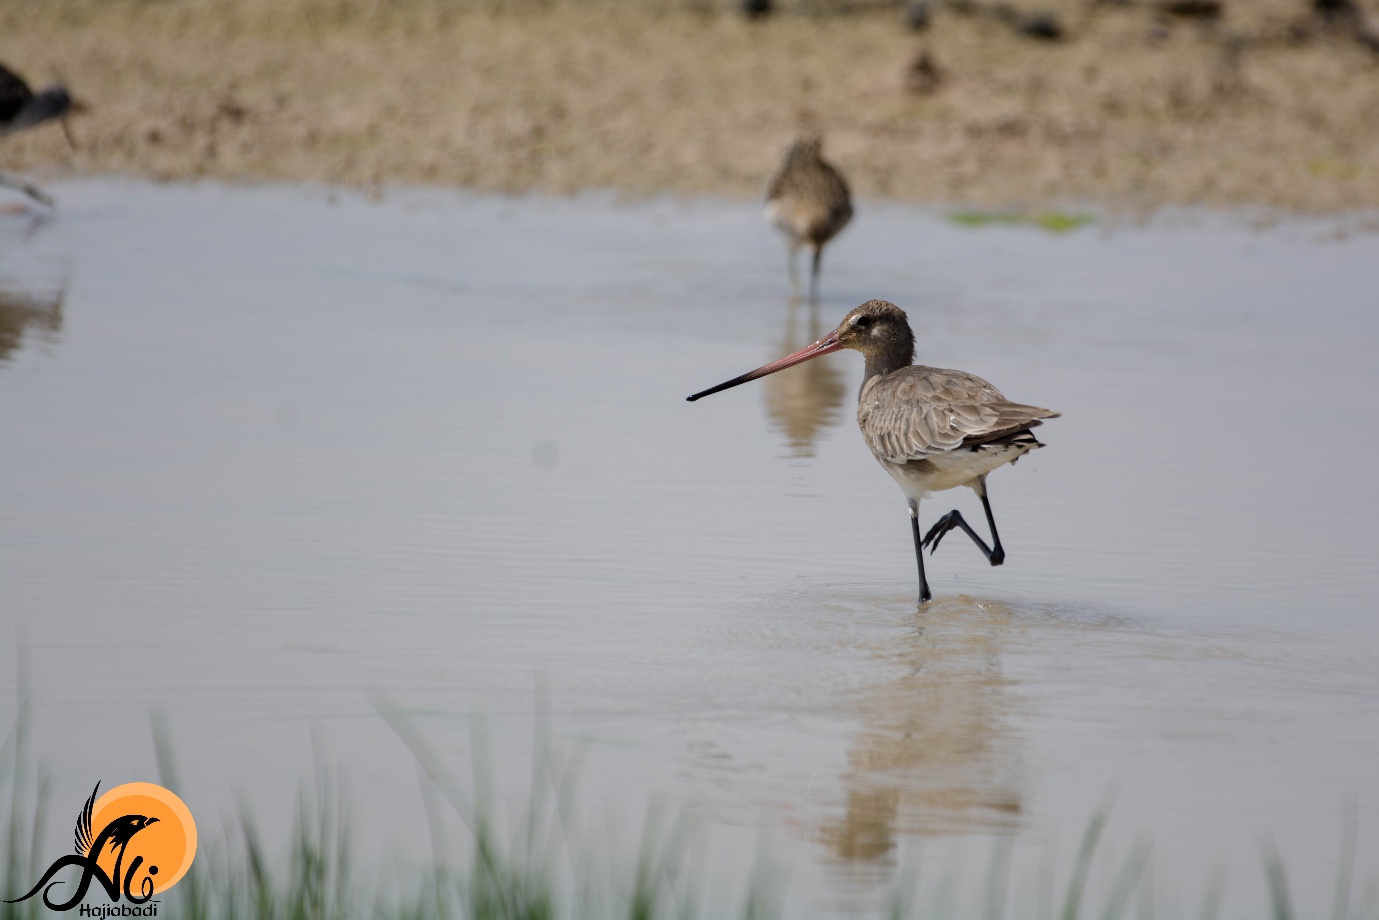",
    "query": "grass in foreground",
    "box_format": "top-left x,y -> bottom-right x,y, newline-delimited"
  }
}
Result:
1,693 -> 1371,920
